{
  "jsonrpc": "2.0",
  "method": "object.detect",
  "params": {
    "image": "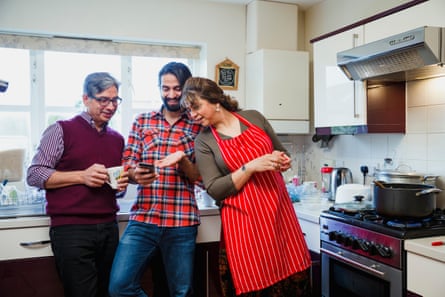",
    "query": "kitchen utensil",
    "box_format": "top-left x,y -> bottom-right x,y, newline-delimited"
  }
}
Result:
373,182 -> 442,218
330,167 -> 353,201
374,180 -> 386,189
